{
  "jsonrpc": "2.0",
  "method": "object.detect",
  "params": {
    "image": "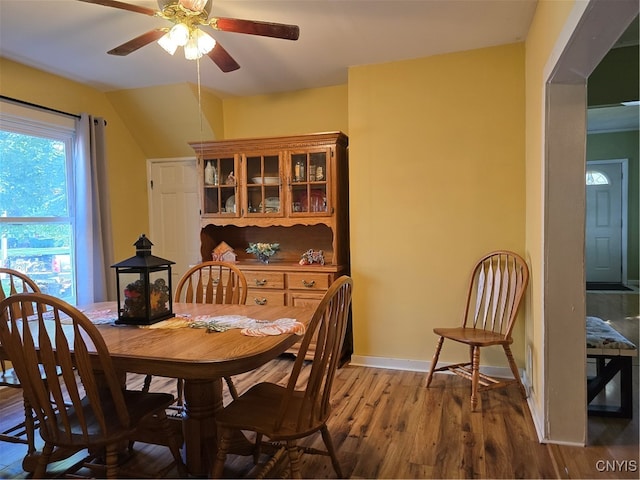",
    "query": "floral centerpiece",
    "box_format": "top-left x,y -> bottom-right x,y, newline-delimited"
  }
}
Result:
122,278 -> 170,318
246,242 -> 280,263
